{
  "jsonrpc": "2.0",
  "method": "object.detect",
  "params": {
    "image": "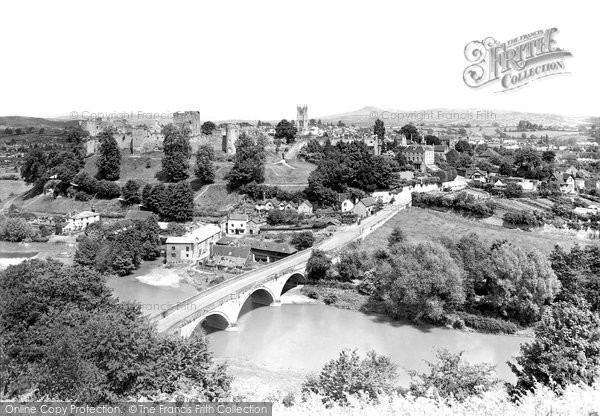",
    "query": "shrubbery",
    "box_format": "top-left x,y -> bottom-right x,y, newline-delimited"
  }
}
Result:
503,210 -> 546,227
457,313 -> 518,334
412,192 -> 494,218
